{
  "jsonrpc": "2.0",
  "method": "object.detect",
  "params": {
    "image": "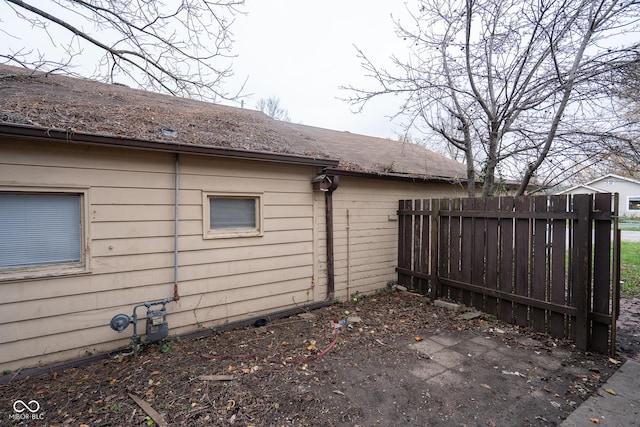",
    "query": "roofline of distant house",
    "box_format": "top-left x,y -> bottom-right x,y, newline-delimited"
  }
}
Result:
0,123 -> 340,168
